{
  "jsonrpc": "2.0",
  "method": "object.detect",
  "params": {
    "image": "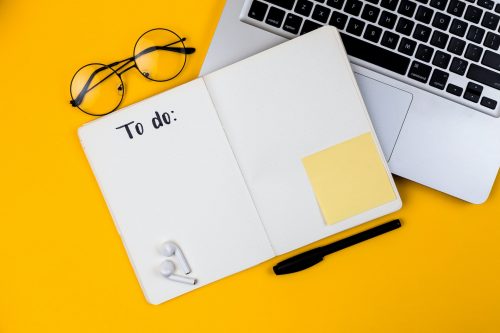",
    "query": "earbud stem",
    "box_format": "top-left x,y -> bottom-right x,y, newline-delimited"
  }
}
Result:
175,249 -> 192,274
168,274 -> 197,285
